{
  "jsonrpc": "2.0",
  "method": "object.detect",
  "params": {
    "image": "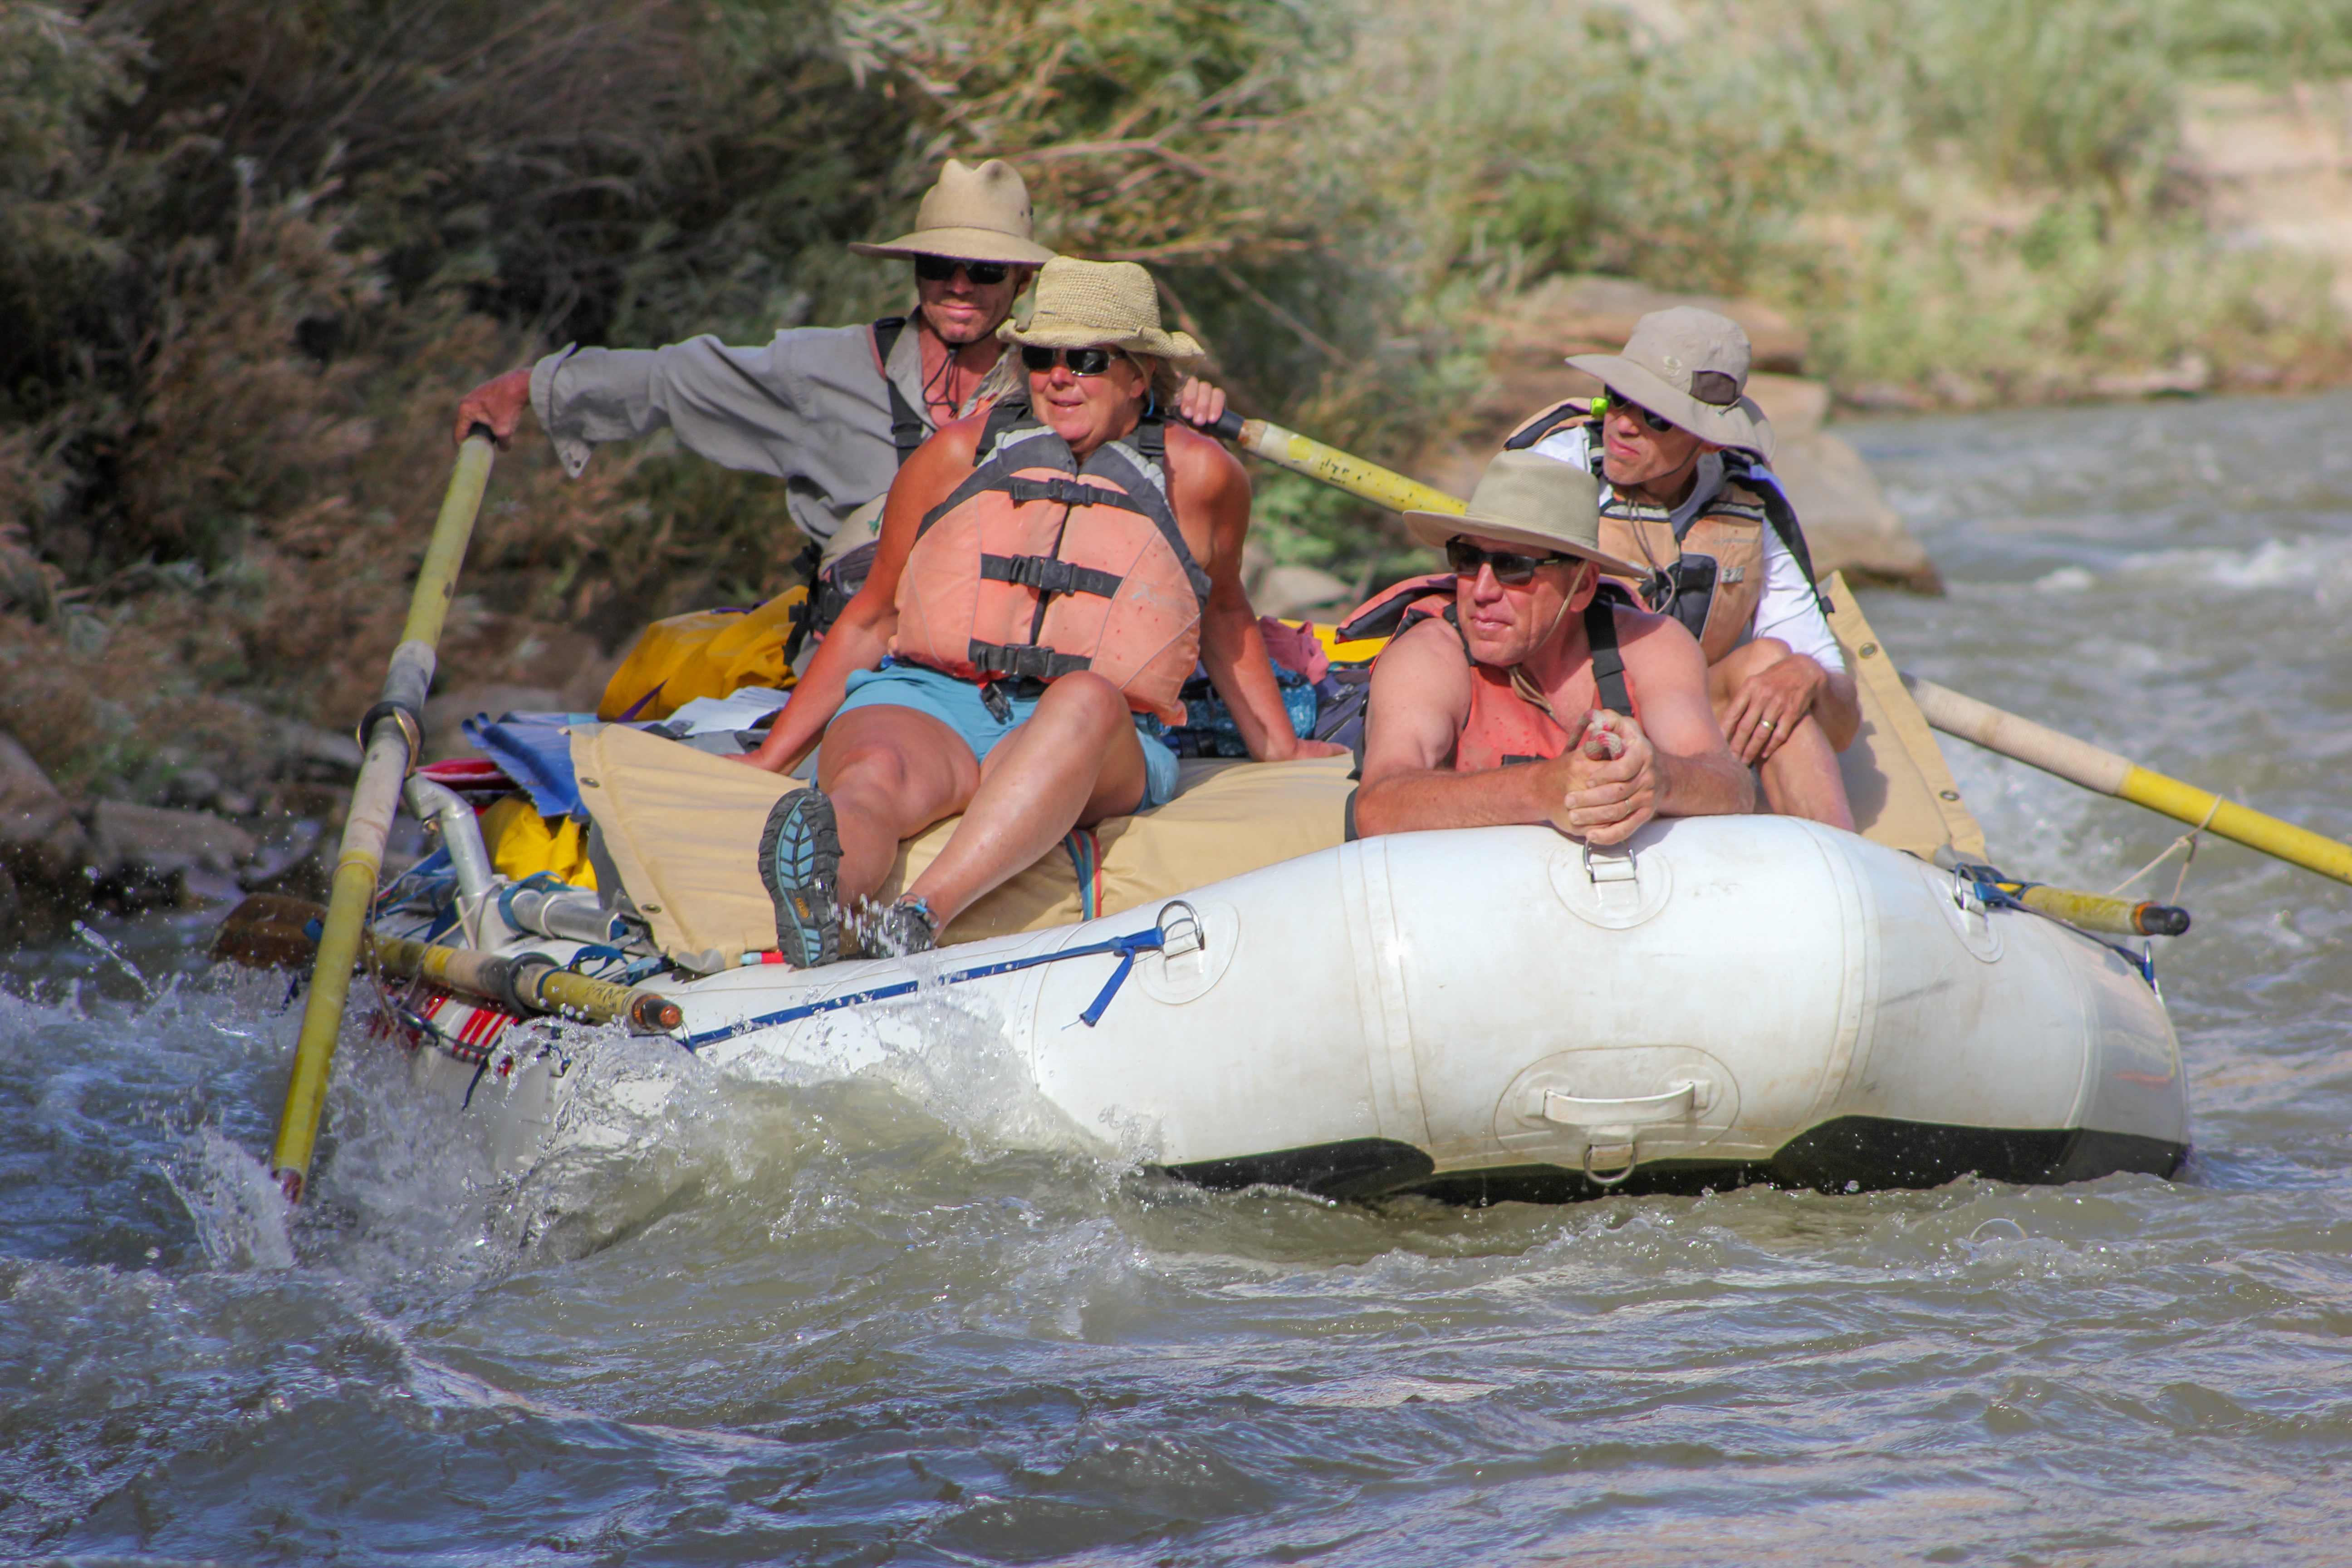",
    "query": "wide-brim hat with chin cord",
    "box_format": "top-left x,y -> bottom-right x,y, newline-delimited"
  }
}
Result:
997,258 -> 1207,369
847,158 -> 1058,265
1566,306 -> 1775,461
1402,451 -> 1647,579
